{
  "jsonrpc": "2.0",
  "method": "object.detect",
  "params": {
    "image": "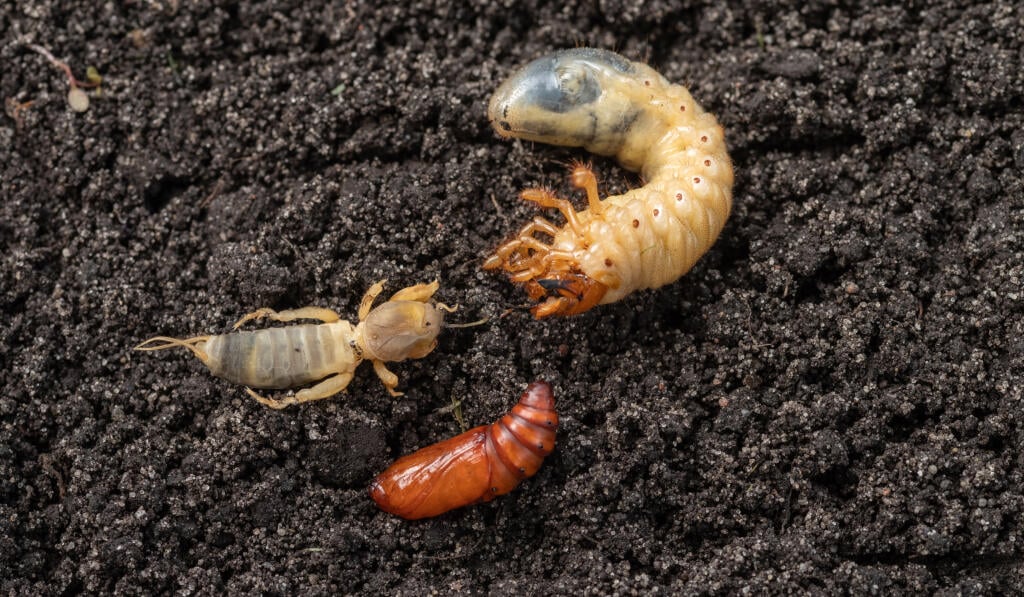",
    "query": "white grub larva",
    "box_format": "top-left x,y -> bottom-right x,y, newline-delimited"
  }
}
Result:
134,281 -> 454,409
484,48 -> 734,318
